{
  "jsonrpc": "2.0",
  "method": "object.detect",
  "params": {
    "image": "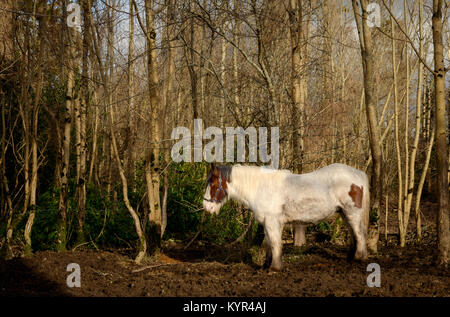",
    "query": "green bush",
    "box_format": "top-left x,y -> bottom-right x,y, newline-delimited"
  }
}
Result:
24,161 -> 249,252
83,183 -> 138,249
31,187 -> 60,251
165,162 -> 246,244
31,180 -> 138,251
